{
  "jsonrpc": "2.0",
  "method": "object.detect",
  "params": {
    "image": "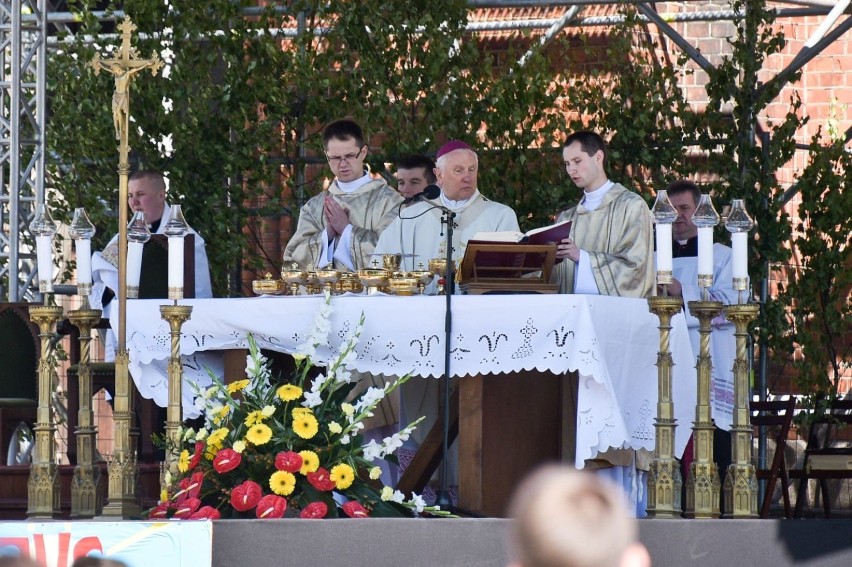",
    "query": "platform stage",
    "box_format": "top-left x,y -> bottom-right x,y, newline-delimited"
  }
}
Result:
210,517 -> 852,567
